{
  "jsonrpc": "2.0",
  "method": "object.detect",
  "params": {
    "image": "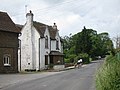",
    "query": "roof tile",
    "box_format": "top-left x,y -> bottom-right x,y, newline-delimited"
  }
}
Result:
0,11 -> 20,33
33,21 -> 57,39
